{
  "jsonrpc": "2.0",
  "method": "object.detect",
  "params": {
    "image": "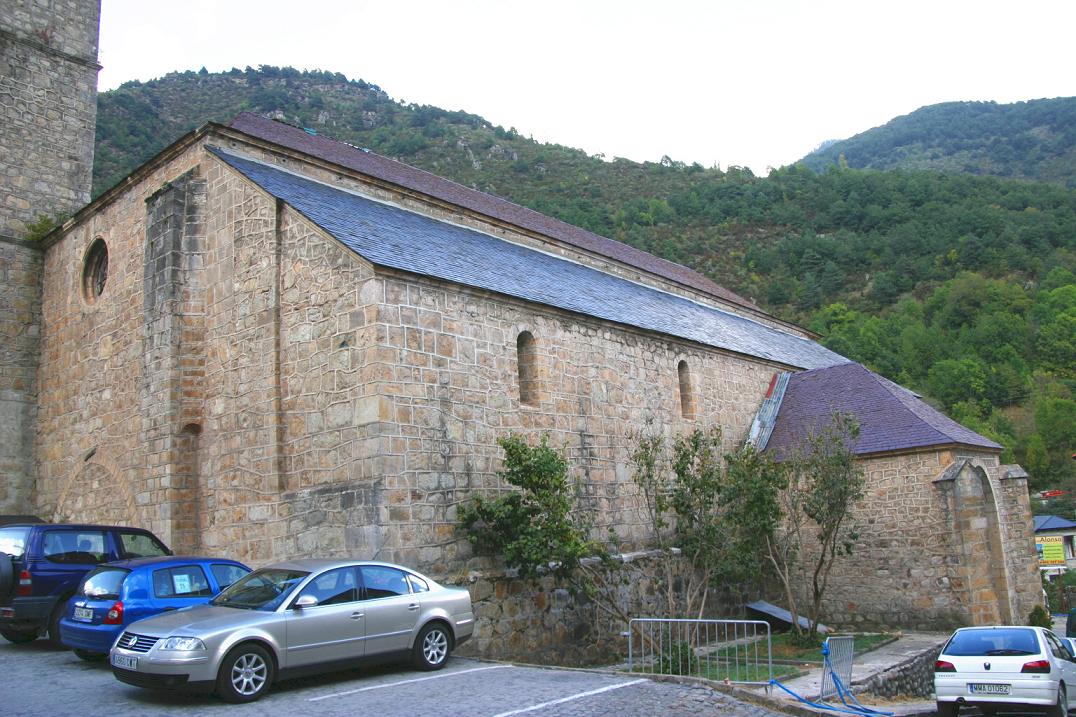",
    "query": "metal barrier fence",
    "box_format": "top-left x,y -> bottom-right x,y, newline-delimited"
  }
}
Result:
820,634 -> 855,700
626,618 -> 772,686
